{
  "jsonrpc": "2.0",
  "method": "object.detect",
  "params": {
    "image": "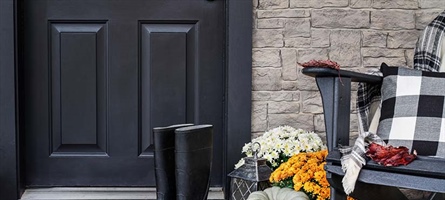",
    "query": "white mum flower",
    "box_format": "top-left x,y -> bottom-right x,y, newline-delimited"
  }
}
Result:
234,158 -> 245,169
241,143 -> 251,152
234,126 -> 326,168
